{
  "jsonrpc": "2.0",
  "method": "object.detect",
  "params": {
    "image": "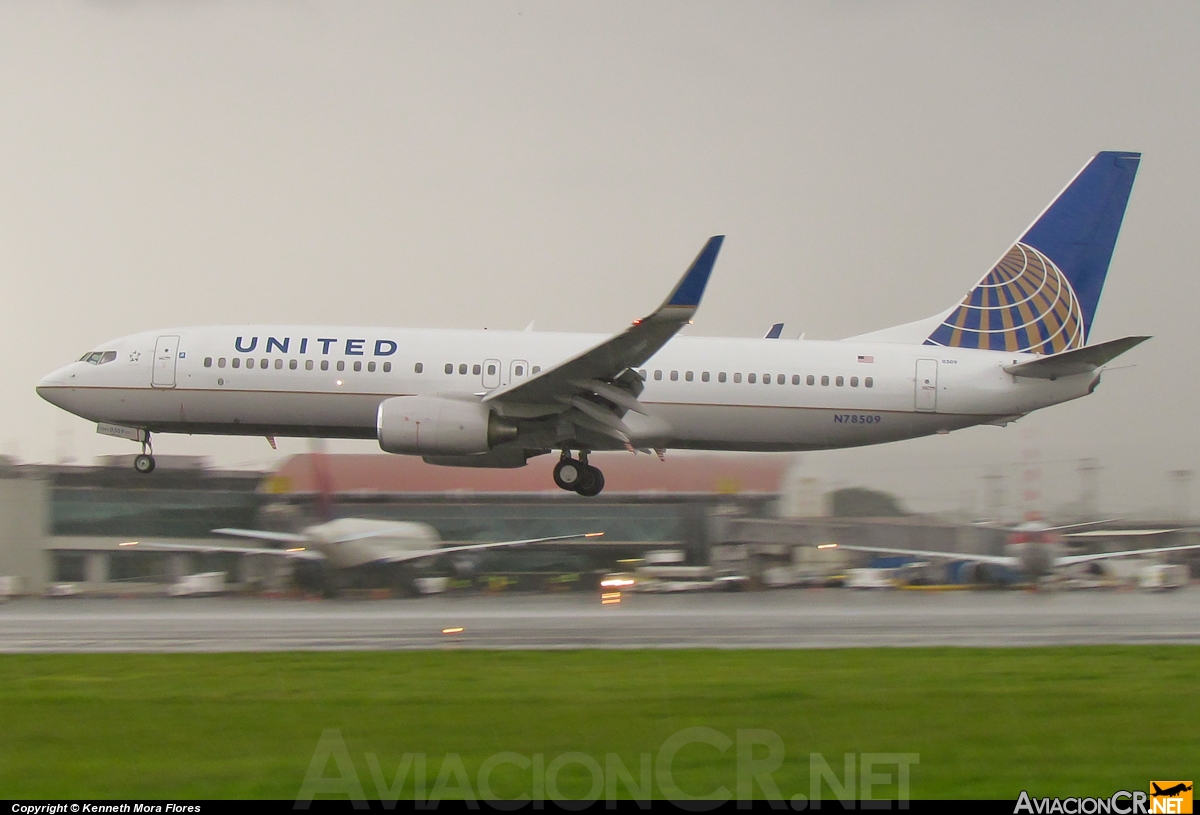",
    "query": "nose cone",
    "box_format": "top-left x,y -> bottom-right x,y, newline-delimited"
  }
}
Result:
36,367 -> 71,406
